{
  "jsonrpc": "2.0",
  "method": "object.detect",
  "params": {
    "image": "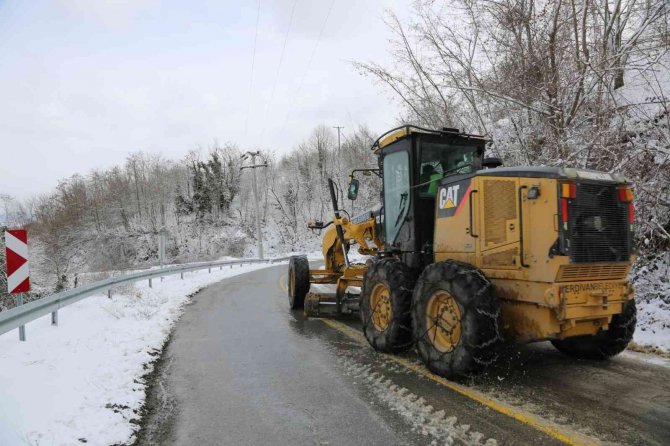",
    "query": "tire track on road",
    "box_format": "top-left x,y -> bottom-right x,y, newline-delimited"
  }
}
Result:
278,274 -> 599,446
